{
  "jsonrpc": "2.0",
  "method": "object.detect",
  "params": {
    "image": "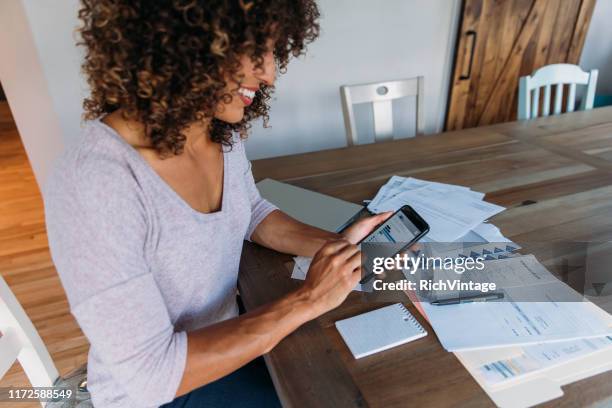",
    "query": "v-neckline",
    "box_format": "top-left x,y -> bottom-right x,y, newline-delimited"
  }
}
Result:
95,119 -> 229,220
